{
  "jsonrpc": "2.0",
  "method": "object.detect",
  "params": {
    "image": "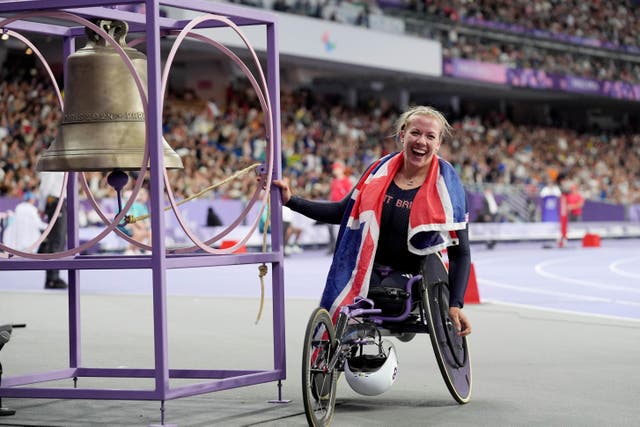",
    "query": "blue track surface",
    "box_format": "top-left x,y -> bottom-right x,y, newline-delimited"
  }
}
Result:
472,238 -> 640,321
2,238 -> 639,321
